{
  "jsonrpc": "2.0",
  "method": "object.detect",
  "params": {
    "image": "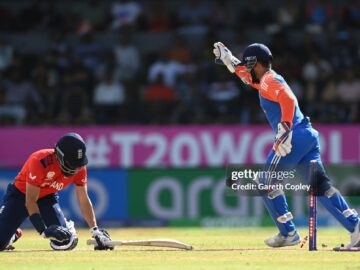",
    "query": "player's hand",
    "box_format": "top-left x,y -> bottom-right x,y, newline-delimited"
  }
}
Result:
41,225 -> 72,243
213,42 -> 240,73
91,226 -> 113,250
273,122 -> 292,157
